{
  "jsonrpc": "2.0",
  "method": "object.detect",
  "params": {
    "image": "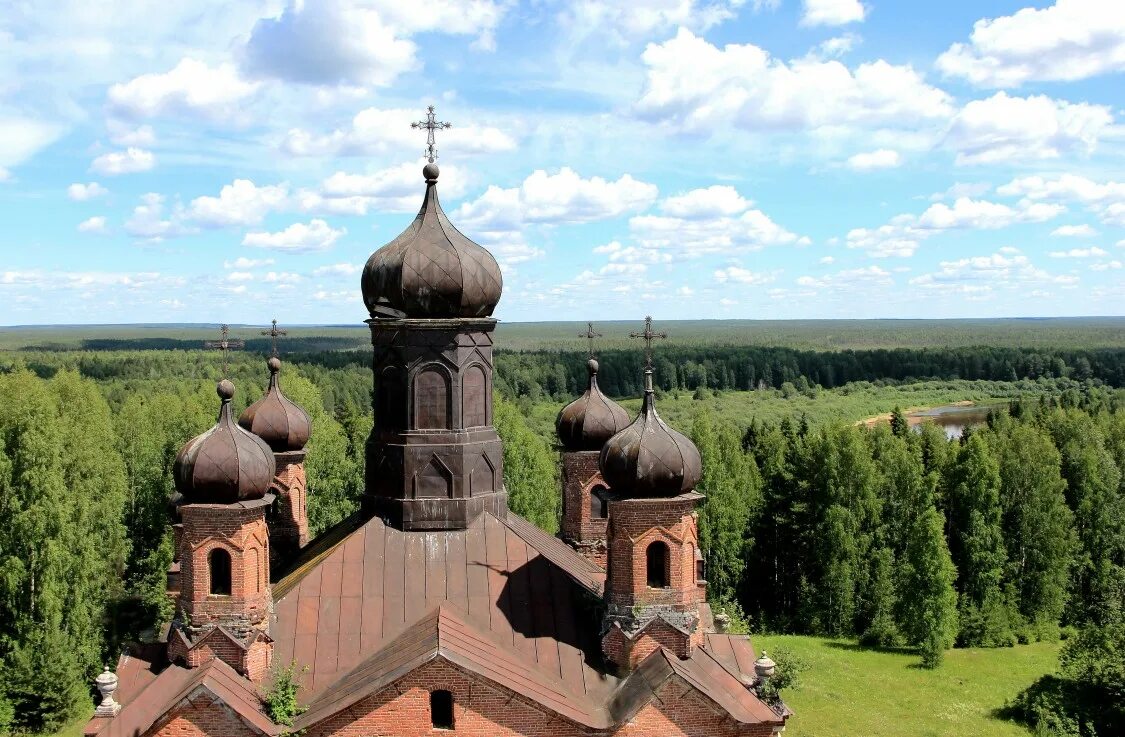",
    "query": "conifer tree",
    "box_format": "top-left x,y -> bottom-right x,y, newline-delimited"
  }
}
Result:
494,395 -> 559,533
